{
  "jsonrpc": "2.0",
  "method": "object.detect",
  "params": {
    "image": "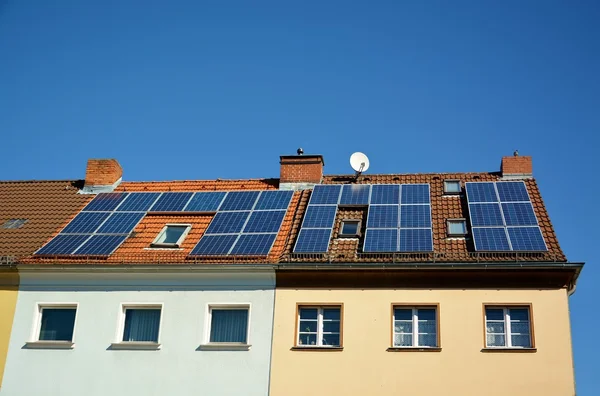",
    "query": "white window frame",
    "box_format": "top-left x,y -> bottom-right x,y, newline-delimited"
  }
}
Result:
339,220 -> 361,237
199,303 -> 251,351
26,303 -> 78,349
443,180 -> 462,195
484,305 -> 533,349
296,305 -> 343,348
446,218 -> 467,237
392,306 -> 439,348
149,223 -> 191,248
111,303 -> 163,350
